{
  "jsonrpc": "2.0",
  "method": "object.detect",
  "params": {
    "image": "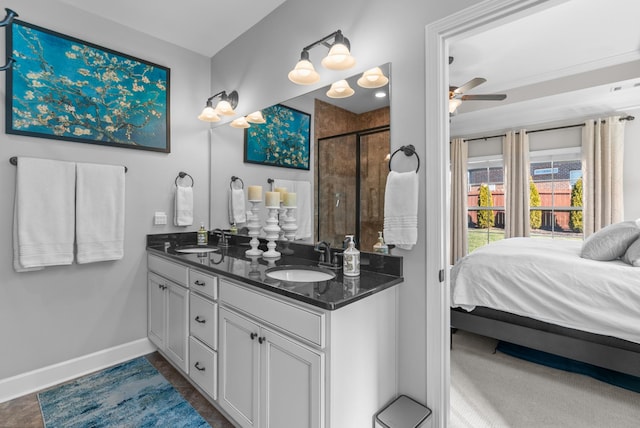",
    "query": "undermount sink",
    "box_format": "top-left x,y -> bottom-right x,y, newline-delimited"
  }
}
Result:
265,266 -> 336,283
174,245 -> 219,254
